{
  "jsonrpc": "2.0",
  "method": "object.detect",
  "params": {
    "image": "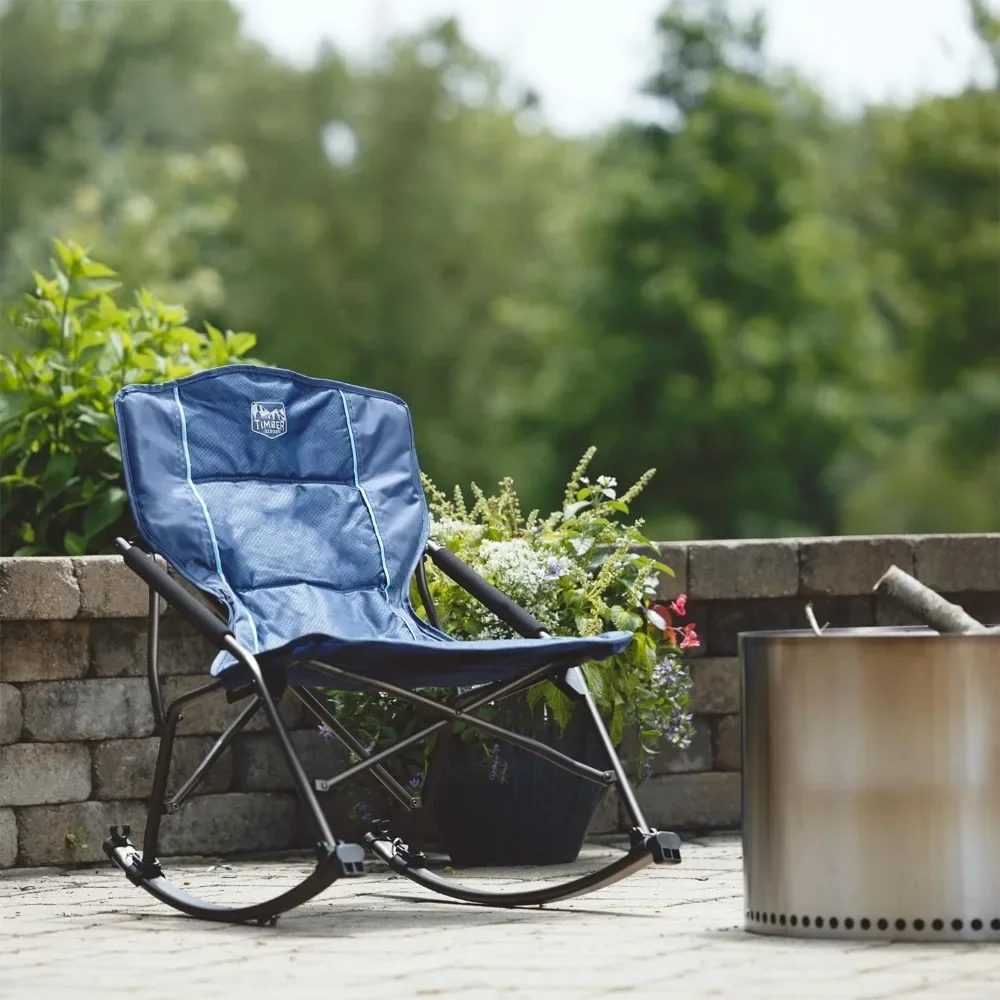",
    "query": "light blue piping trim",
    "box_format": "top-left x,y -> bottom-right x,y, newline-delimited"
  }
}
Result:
340,389 -> 391,588
339,390 -> 418,639
174,387 -> 259,652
